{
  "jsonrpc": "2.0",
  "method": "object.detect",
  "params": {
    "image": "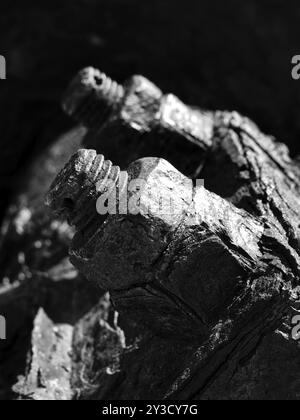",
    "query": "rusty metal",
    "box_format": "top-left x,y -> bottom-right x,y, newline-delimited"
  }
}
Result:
62,68 -> 214,178
46,149 -> 263,328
